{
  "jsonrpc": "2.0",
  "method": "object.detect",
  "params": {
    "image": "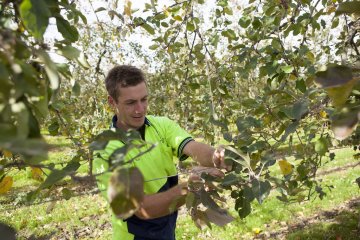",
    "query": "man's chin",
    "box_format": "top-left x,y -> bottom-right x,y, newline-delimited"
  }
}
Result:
131,117 -> 144,127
